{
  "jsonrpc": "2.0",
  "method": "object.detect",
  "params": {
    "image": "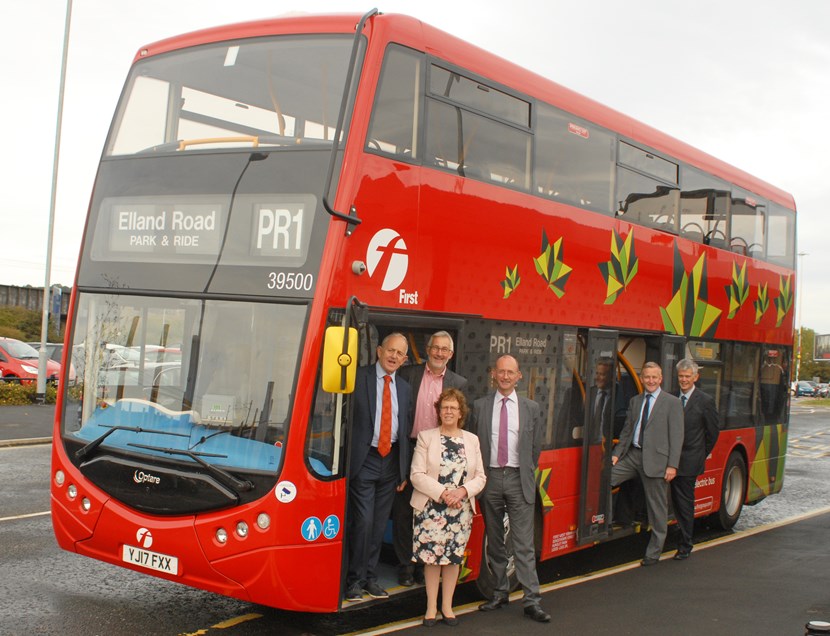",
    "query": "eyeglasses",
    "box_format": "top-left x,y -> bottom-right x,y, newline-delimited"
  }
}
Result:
429,346 -> 452,354
440,405 -> 460,412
